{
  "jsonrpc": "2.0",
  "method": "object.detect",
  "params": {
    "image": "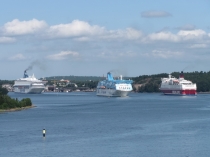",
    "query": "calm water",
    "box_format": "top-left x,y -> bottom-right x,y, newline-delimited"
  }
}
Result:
1,92 -> 210,157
